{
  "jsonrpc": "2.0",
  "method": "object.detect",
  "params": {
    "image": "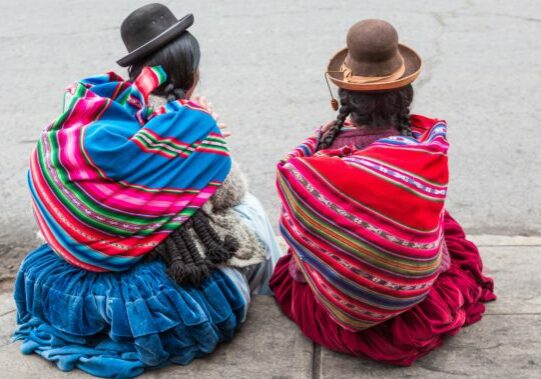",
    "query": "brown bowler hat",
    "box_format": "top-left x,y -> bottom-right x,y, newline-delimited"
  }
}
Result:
326,19 -> 422,92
